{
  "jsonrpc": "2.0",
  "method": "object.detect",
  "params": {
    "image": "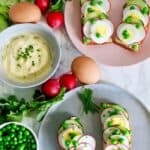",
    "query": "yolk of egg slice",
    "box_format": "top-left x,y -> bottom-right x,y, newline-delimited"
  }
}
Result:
95,24 -> 108,36
90,19 -> 114,44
